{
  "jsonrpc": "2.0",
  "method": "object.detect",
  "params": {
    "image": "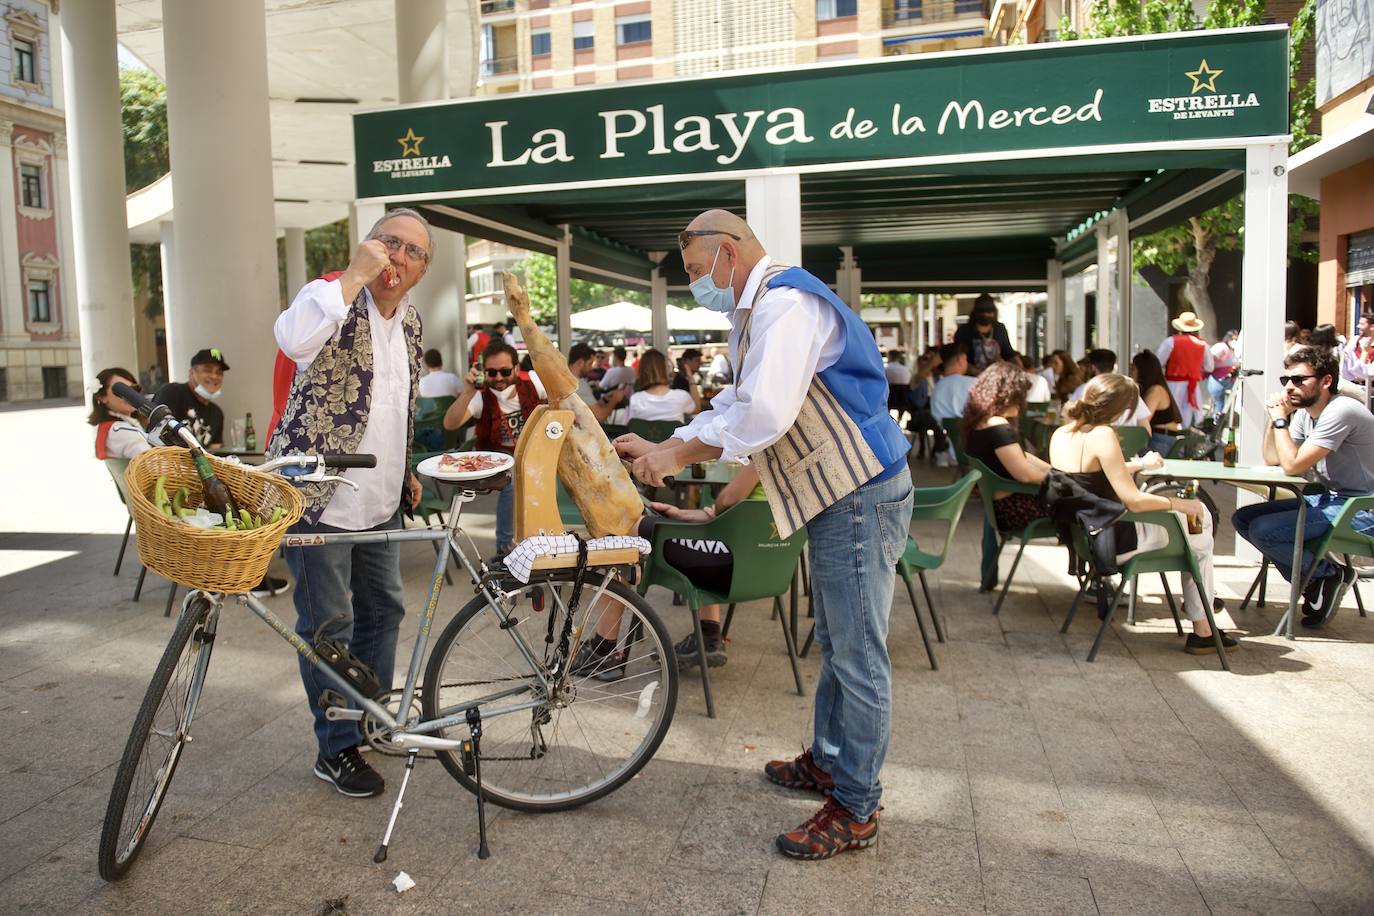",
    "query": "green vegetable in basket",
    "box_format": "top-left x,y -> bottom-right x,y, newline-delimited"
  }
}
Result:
239,509 -> 258,530
172,487 -> 188,515
269,506 -> 286,524
153,475 -> 172,517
